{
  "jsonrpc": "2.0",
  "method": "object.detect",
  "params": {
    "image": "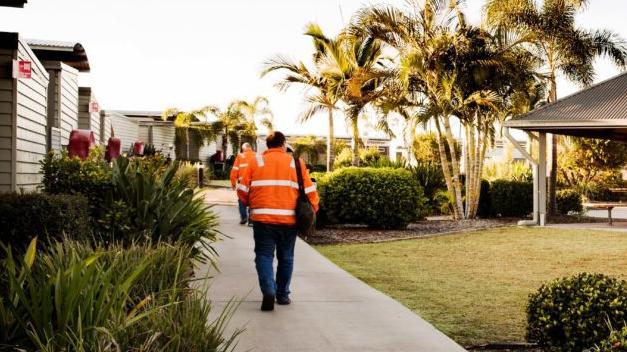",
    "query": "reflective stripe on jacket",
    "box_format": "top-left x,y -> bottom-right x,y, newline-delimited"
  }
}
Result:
237,148 -> 319,226
230,150 -> 257,187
